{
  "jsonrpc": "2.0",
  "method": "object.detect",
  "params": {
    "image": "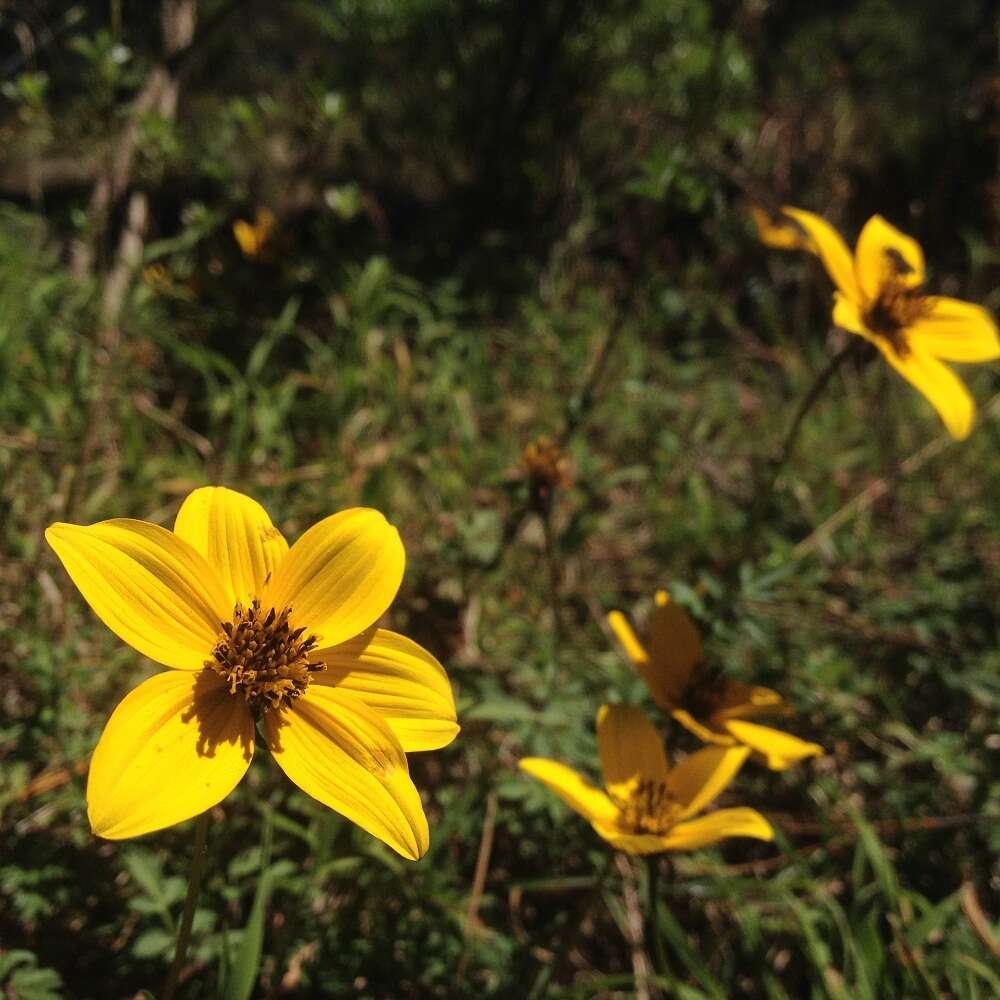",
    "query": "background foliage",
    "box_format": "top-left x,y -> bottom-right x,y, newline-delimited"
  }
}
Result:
1,1 -> 998,996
